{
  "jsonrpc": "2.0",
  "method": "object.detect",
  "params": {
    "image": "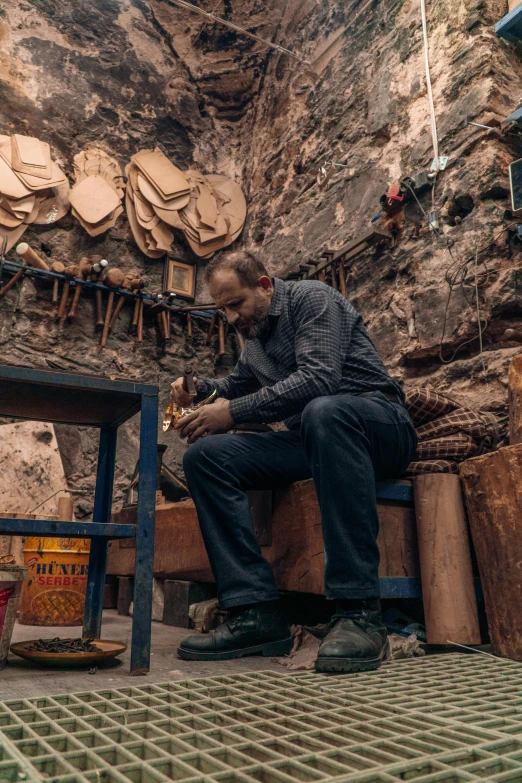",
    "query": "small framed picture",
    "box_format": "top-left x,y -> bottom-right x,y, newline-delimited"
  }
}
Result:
163,257 -> 196,301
